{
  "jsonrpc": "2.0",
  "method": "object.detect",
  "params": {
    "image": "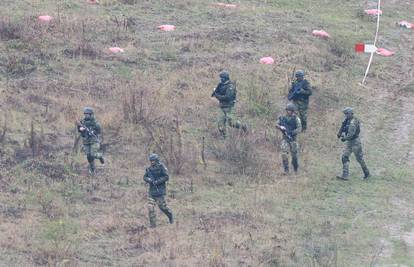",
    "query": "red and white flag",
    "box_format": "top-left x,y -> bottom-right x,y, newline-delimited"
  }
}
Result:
355,43 -> 377,53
